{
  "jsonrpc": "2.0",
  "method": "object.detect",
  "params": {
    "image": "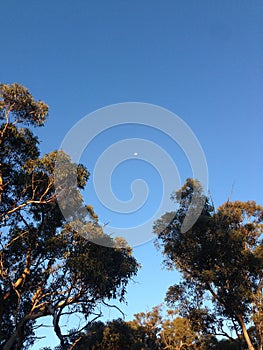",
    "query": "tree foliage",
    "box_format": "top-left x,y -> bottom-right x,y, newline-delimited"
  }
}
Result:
67,305 -> 221,350
0,83 -> 139,350
155,178 -> 263,350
